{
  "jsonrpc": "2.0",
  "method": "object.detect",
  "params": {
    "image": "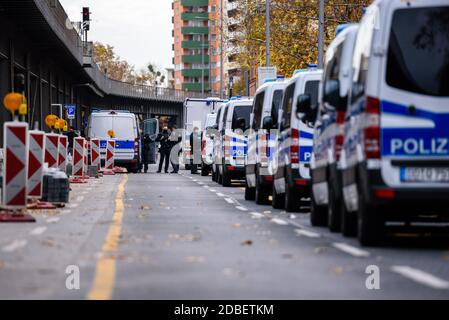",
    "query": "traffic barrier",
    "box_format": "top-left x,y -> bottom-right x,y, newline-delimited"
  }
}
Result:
91,138 -> 100,169
27,130 -> 44,199
70,137 -> 87,183
58,135 -> 68,174
103,140 -> 116,175
45,133 -> 59,169
83,139 -> 89,179
1,121 -> 35,222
